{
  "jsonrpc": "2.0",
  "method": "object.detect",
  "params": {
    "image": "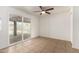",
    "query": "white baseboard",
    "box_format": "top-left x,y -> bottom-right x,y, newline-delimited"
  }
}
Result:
40,35 -> 71,42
